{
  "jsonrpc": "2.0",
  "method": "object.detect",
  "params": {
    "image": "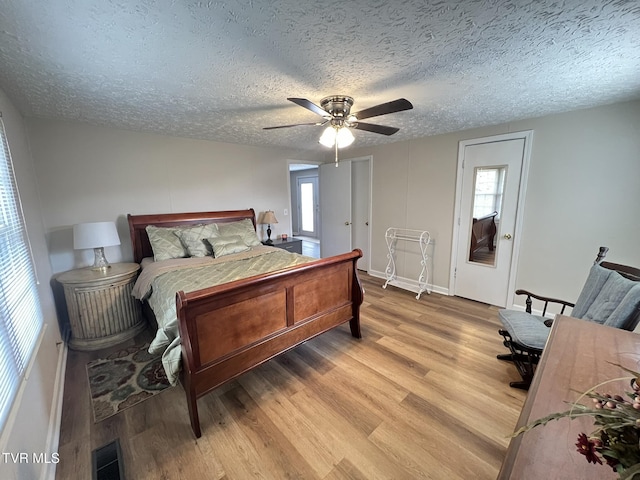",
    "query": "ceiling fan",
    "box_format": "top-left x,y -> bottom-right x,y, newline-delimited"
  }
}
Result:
264,96 -> 413,163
